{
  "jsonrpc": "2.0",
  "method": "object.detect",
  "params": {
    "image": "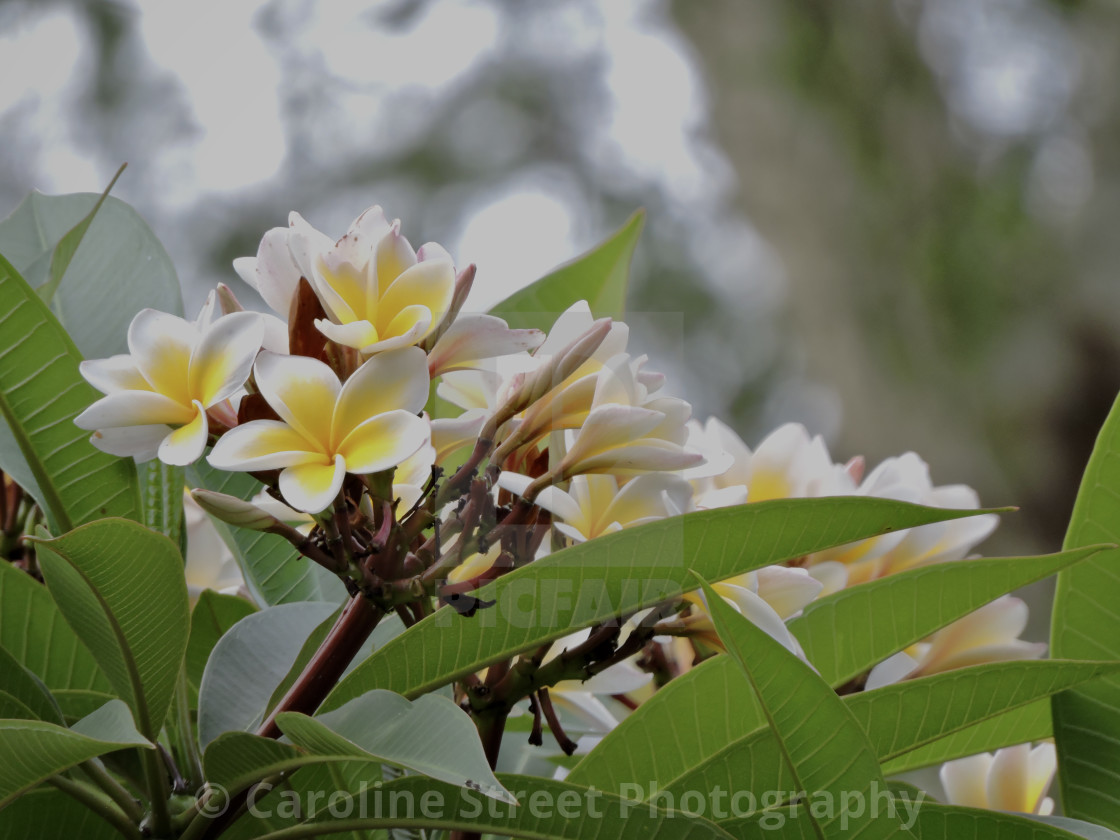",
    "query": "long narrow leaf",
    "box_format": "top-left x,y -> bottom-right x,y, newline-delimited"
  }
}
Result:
0,256 -> 141,531
325,498 -> 997,709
